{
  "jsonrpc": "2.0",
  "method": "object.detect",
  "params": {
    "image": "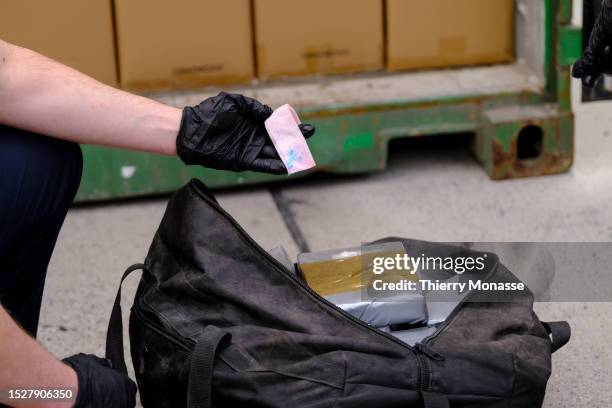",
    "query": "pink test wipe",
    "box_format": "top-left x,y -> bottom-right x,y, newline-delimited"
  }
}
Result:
264,104 -> 316,175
